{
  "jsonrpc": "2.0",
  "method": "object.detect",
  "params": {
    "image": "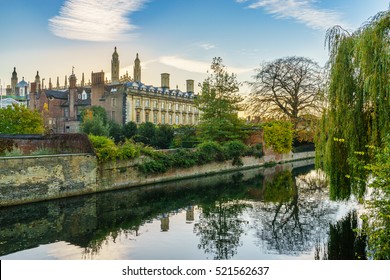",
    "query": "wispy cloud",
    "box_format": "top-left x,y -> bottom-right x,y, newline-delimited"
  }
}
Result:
49,0 -> 148,41
236,0 -> 349,30
158,56 -> 253,74
199,43 -> 216,50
